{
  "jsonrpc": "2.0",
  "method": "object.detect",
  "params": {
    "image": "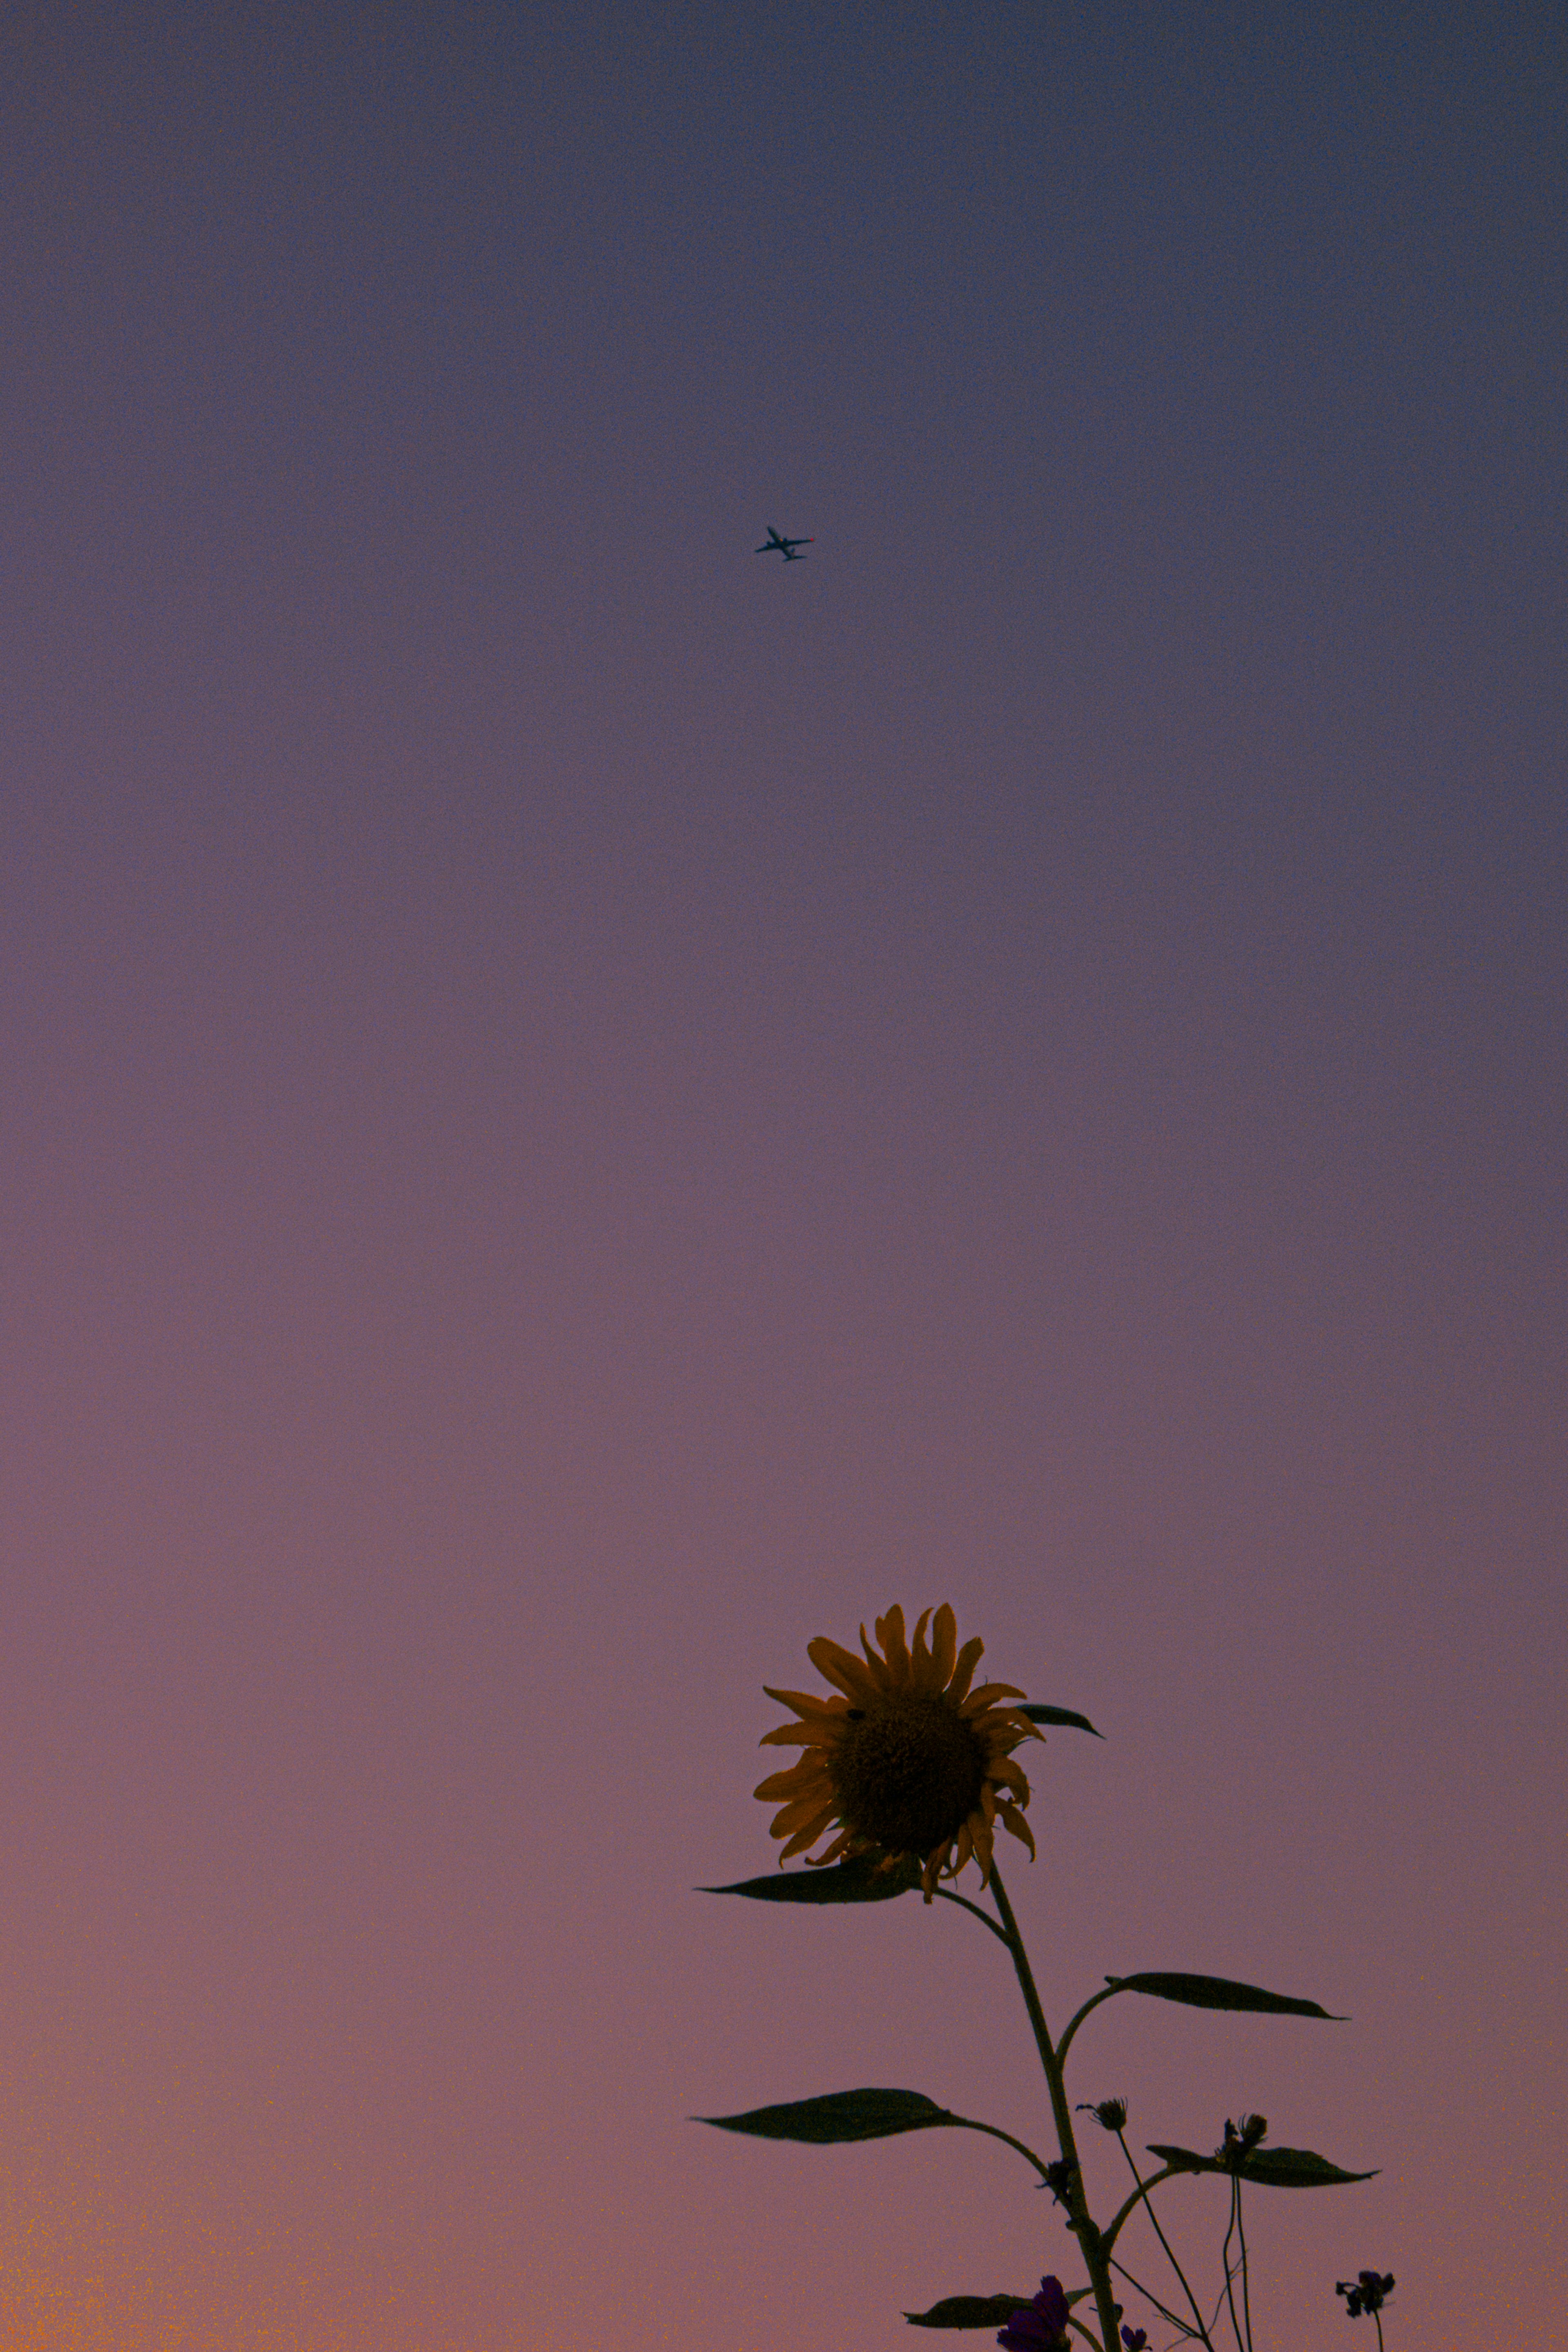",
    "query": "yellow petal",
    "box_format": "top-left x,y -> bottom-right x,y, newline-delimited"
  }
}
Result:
762,1685 -> 850,1720
996,1800 -> 1036,1857
769,1792 -> 840,1836
807,1827 -> 856,1867
929,1604 -> 958,1688
758,1721 -> 844,1748
858,1621 -> 896,1690
988,1754 -> 1031,1797
754,1758 -> 829,1800
778,1806 -> 840,1860
806,1636 -> 879,1702
960,1680 -> 1027,1714
908,1608 -> 938,1690
879,1608 -> 912,1684
948,1635 -> 986,1704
